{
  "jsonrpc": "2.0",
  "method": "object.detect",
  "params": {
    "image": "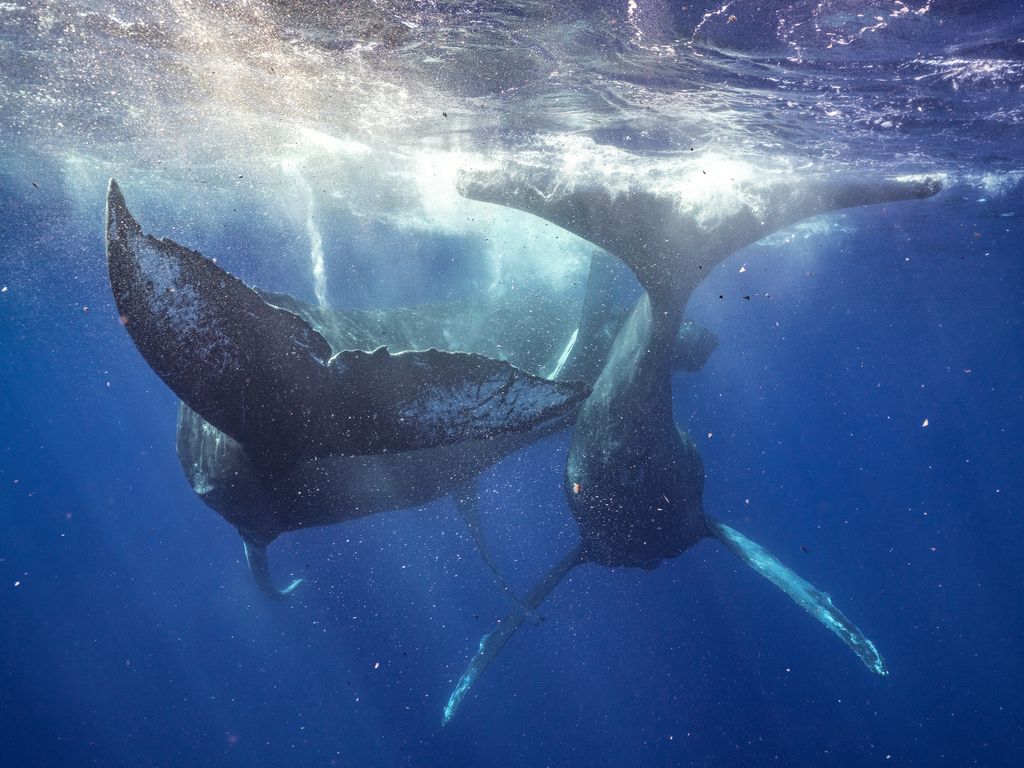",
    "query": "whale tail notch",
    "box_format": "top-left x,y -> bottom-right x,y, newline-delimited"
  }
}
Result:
443,544 -> 584,725
706,518 -> 888,677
